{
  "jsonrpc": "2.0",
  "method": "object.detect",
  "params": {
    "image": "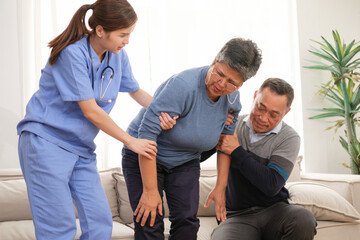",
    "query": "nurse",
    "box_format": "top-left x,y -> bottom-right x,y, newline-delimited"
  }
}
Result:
16,0 -> 175,239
